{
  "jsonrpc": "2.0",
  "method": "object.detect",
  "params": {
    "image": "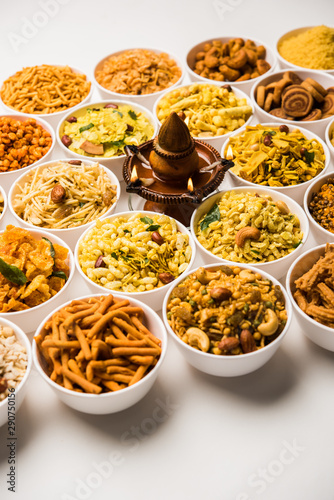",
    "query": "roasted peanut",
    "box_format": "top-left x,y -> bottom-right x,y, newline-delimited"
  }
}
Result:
51,184 -> 66,203
95,256 -> 106,268
159,272 -> 175,284
209,287 -> 232,301
152,232 -> 164,245
240,329 -> 257,353
61,134 -> 72,147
